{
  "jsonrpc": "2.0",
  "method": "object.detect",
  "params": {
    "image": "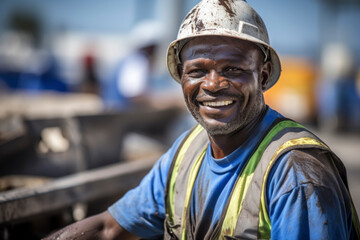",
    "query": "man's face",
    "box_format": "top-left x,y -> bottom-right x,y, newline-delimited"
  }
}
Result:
180,36 -> 269,136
